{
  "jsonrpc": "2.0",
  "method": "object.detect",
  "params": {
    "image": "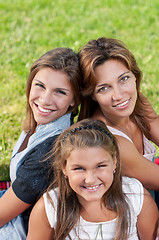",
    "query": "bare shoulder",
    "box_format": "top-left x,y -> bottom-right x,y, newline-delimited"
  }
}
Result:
29,196 -> 47,224
137,188 -> 158,240
27,196 -> 54,240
